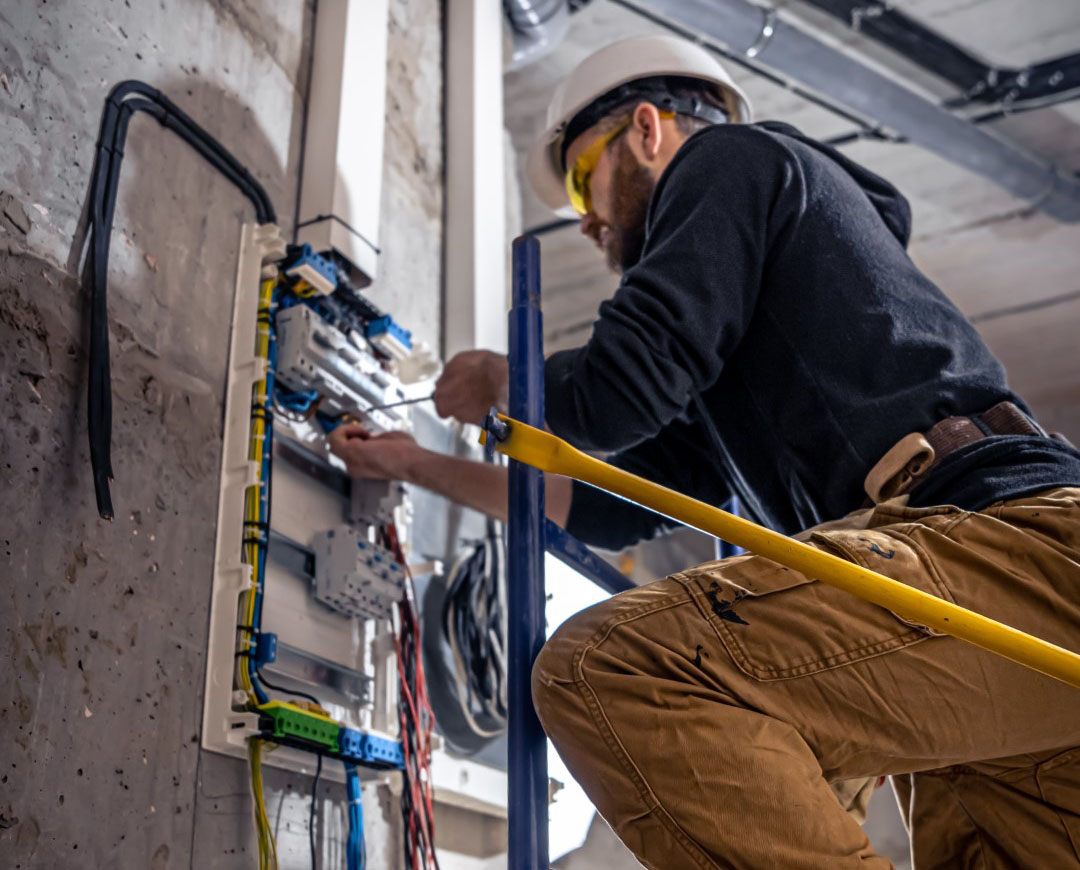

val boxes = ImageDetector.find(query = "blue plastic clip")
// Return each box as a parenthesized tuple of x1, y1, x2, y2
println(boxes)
(254, 631, 278, 667)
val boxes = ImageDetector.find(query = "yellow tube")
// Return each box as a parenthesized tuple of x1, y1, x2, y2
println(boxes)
(483, 414, 1080, 690)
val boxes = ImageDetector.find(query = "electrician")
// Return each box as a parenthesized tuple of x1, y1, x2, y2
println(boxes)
(330, 35, 1080, 870)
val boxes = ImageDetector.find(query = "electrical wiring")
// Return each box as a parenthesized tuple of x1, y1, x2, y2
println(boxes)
(83, 81, 392, 870)
(384, 524, 440, 870)
(255, 668, 324, 708)
(84, 80, 276, 519)
(249, 738, 279, 870)
(275, 386, 320, 415)
(442, 521, 508, 739)
(310, 752, 323, 870)
(236, 276, 279, 706)
(344, 762, 366, 870)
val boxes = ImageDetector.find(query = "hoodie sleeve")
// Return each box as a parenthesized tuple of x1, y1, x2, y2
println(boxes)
(544, 126, 803, 451)
(564, 415, 732, 551)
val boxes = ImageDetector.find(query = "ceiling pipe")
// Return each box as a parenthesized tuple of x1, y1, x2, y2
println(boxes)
(794, 0, 1080, 109)
(504, 0, 571, 70)
(635, 0, 1080, 222)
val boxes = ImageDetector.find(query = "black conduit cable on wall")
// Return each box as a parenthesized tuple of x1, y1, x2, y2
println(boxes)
(83, 80, 277, 519)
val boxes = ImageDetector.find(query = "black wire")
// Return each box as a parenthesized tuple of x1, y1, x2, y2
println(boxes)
(84, 81, 277, 518)
(443, 524, 507, 731)
(107, 81, 275, 220)
(255, 668, 323, 708)
(310, 752, 323, 870)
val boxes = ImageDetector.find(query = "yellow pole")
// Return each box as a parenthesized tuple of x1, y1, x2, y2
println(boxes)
(483, 414, 1080, 690)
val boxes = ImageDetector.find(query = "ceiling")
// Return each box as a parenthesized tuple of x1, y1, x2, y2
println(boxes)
(503, 0, 1080, 440)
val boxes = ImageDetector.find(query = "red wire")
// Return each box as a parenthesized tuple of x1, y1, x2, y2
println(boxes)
(388, 523, 440, 870)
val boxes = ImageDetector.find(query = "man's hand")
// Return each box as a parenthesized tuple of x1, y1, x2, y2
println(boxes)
(433, 350, 508, 425)
(327, 423, 421, 480)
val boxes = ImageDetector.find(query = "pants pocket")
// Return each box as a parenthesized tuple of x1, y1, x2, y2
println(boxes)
(680, 528, 946, 681)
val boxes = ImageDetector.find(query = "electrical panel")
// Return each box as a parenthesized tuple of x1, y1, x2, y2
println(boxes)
(81, 68, 511, 869)
(202, 225, 509, 870)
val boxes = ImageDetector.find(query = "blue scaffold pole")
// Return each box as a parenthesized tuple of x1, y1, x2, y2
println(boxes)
(507, 235, 549, 870)
(544, 520, 634, 596)
(716, 496, 744, 559)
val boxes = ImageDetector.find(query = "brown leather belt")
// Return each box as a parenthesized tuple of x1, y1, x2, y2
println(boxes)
(864, 401, 1047, 504)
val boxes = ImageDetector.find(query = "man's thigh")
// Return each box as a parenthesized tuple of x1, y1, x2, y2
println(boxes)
(668, 487, 1080, 779)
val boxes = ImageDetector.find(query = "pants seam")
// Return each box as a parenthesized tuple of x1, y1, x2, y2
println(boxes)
(567, 600, 728, 870)
(943, 777, 991, 870)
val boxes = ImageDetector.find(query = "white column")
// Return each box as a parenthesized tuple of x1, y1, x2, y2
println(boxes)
(444, 0, 509, 357)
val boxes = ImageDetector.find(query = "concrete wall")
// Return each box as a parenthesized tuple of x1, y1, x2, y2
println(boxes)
(0, 0, 444, 866)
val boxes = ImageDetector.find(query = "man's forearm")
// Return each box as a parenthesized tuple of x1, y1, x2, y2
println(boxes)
(398, 447, 572, 526)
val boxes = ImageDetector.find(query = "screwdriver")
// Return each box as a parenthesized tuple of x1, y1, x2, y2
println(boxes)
(360, 393, 435, 415)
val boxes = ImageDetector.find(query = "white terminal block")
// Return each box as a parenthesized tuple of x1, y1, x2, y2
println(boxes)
(369, 330, 411, 361)
(312, 526, 405, 620)
(285, 260, 336, 296)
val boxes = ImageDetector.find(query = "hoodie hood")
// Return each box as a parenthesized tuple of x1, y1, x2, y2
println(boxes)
(754, 120, 913, 247)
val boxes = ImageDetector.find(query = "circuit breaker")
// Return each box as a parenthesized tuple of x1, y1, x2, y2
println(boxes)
(312, 526, 405, 619)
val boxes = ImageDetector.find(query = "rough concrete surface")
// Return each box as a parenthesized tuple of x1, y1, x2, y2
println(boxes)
(0, 0, 444, 867)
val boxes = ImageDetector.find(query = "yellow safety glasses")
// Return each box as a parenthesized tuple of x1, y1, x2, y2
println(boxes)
(563, 111, 674, 215)
(564, 117, 633, 216)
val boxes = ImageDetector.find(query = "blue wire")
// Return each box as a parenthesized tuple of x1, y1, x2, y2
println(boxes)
(275, 386, 318, 413)
(248, 290, 279, 706)
(314, 411, 346, 434)
(345, 762, 365, 870)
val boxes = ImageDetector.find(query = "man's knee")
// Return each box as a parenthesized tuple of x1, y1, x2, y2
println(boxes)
(530, 593, 627, 734)
(531, 610, 586, 729)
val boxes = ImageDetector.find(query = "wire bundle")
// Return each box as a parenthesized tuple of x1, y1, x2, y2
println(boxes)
(345, 762, 366, 870)
(236, 276, 279, 707)
(83, 80, 276, 519)
(442, 521, 507, 738)
(275, 386, 320, 418)
(383, 524, 440, 870)
(248, 739, 279, 870)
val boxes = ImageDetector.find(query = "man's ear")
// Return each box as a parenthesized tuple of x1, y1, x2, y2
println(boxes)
(630, 101, 664, 162)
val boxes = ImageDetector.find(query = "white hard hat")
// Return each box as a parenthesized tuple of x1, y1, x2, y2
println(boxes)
(526, 35, 753, 211)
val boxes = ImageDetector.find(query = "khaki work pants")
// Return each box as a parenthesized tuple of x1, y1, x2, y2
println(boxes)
(533, 488, 1080, 869)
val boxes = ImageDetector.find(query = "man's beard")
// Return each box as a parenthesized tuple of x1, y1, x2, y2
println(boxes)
(605, 139, 655, 274)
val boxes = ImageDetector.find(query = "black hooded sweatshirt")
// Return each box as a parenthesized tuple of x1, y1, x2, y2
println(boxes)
(548, 121, 1080, 550)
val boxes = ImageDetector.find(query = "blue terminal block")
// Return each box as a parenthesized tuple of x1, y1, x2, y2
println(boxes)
(338, 727, 405, 770)
(366, 315, 413, 360)
(284, 243, 339, 296)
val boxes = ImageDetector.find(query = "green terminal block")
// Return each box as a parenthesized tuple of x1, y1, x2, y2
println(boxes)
(258, 701, 340, 752)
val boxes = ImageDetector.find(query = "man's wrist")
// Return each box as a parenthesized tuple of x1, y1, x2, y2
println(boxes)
(392, 442, 431, 485)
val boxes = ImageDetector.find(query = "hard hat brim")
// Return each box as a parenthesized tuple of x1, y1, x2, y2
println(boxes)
(526, 131, 577, 213)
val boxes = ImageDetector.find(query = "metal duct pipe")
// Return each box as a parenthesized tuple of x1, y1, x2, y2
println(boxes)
(636, 0, 1080, 222)
(504, 0, 570, 70)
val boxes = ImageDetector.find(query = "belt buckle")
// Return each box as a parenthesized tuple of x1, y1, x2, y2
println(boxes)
(864, 432, 936, 504)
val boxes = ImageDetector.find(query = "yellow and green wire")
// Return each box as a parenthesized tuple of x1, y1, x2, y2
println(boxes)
(249, 738, 279, 870)
(237, 275, 278, 705)
(237, 275, 280, 869)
